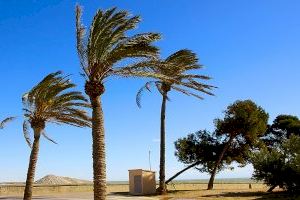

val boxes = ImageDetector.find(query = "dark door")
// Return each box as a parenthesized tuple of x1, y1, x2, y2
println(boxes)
(134, 175, 142, 194)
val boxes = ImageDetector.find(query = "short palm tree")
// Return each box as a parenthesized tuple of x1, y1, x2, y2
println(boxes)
(22, 71, 91, 200)
(0, 117, 15, 129)
(75, 5, 172, 199)
(136, 49, 216, 194)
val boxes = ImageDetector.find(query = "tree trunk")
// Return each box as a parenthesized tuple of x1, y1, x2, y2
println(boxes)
(267, 185, 277, 192)
(207, 136, 234, 190)
(23, 128, 42, 200)
(157, 93, 168, 194)
(90, 95, 106, 200)
(165, 161, 201, 184)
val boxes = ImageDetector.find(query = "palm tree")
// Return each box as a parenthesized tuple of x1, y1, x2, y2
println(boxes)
(75, 5, 172, 199)
(0, 117, 15, 129)
(136, 49, 216, 194)
(22, 71, 91, 200)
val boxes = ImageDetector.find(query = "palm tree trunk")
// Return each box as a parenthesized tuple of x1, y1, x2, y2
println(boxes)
(23, 128, 42, 200)
(165, 161, 201, 184)
(207, 136, 234, 190)
(157, 92, 168, 194)
(90, 95, 106, 200)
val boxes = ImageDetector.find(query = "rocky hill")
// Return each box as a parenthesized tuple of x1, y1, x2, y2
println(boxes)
(35, 175, 91, 185)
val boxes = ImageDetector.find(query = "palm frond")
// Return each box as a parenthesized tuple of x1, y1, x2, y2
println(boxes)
(23, 121, 32, 148)
(0, 117, 15, 129)
(166, 49, 198, 66)
(136, 81, 155, 108)
(41, 130, 57, 145)
(107, 33, 161, 66)
(0, 117, 16, 129)
(181, 74, 211, 80)
(155, 82, 164, 96)
(75, 5, 89, 78)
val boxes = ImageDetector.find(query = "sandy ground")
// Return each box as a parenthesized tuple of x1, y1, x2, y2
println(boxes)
(0, 193, 158, 200)
(1, 183, 298, 200)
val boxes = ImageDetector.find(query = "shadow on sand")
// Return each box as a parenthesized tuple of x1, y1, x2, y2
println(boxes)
(110, 191, 158, 197)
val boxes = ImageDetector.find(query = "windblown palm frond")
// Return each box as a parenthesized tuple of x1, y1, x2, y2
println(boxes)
(0, 117, 15, 129)
(22, 71, 91, 147)
(75, 5, 163, 83)
(135, 49, 216, 107)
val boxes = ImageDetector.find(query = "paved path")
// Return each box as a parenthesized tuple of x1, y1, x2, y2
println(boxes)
(0, 194, 161, 200)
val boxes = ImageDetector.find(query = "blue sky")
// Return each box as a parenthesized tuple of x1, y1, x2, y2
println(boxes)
(0, 0, 299, 182)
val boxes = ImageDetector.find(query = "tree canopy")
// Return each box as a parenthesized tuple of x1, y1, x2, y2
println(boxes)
(175, 130, 233, 175)
(251, 114, 300, 193)
(215, 100, 269, 145)
(262, 115, 300, 147)
(251, 135, 300, 193)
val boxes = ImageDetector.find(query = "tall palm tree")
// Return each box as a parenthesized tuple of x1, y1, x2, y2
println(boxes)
(136, 49, 216, 194)
(22, 71, 91, 200)
(0, 117, 15, 130)
(75, 5, 172, 199)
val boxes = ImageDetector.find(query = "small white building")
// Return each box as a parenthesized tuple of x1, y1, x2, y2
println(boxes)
(128, 169, 156, 195)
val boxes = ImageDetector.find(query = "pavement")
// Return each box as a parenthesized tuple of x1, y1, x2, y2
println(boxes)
(0, 194, 161, 200)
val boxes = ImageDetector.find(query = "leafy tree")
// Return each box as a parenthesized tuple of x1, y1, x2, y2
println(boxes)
(207, 100, 268, 190)
(22, 71, 91, 200)
(75, 5, 172, 199)
(0, 117, 15, 129)
(169, 130, 233, 184)
(263, 115, 300, 147)
(174, 130, 222, 174)
(251, 135, 300, 193)
(136, 50, 215, 193)
(252, 114, 300, 192)
(168, 127, 255, 186)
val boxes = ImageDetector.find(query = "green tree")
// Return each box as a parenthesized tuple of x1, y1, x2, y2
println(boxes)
(75, 5, 171, 199)
(251, 135, 300, 193)
(174, 130, 222, 174)
(207, 100, 268, 190)
(253, 114, 300, 192)
(0, 117, 15, 129)
(263, 115, 300, 147)
(168, 130, 231, 184)
(136, 49, 215, 194)
(169, 130, 250, 184)
(22, 71, 91, 200)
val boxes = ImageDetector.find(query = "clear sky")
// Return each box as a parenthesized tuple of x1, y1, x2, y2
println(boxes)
(0, 0, 299, 182)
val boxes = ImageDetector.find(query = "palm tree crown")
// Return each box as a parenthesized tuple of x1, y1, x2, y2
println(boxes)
(76, 5, 167, 97)
(22, 71, 91, 146)
(137, 49, 216, 106)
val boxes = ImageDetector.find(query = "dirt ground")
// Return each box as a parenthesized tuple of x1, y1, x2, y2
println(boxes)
(1, 183, 299, 200)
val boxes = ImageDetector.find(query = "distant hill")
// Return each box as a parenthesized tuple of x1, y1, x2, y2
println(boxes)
(35, 175, 91, 185)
